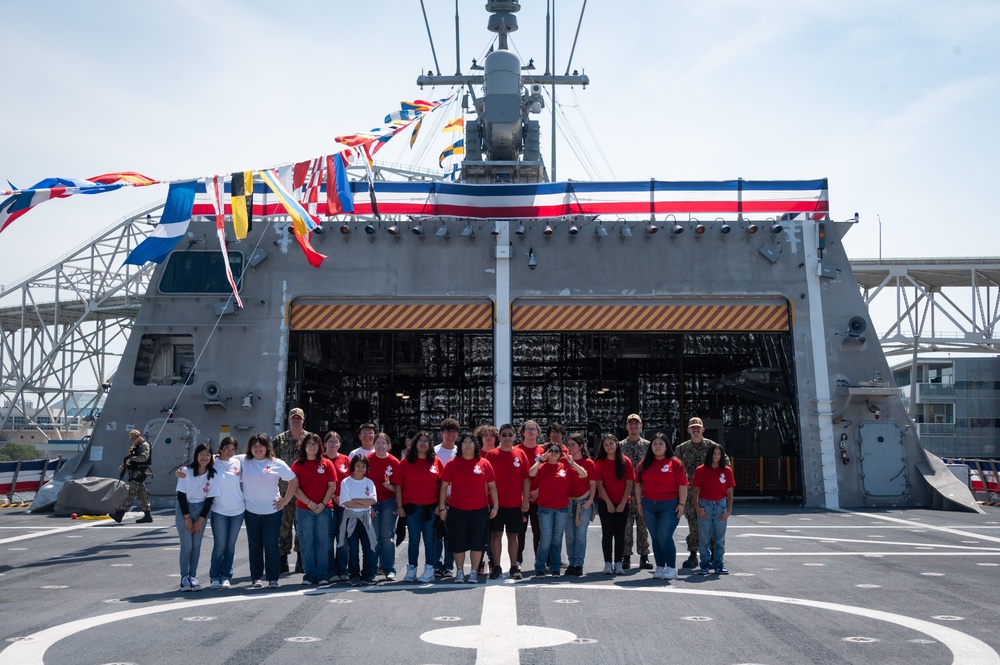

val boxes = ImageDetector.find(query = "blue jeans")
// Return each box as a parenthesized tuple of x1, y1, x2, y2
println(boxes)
(564, 499, 593, 567)
(697, 499, 729, 569)
(373, 498, 398, 574)
(209, 511, 243, 583)
(297, 507, 332, 582)
(176, 501, 208, 580)
(244, 510, 282, 582)
(642, 497, 680, 568)
(346, 518, 376, 581)
(406, 504, 438, 567)
(535, 506, 569, 573)
(330, 509, 348, 577)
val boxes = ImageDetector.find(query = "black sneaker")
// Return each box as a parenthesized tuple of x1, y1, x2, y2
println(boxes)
(533, 569, 547, 577)
(434, 569, 445, 578)
(489, 565, 503, 580)
(639, 556, 653, 570)
(681, 554, 698, 569)
(622, 556, 631, 570)
(550, 569, 561, 577)
(439, 569, 454, 579)
(510, 566, 523, 580)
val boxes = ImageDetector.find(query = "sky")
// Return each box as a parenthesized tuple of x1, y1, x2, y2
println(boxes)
(2, 0, 998, 306)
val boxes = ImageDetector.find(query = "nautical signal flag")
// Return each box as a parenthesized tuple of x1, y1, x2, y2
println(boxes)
(123, 181, 197, 266)
(230, 172, 253, 239)
(439, 139, 465, 167)
(326, 152, 355, 217)
(1, 174, 154, 235)
(259, 169, 326, 269)
(443, 117, 465, 132)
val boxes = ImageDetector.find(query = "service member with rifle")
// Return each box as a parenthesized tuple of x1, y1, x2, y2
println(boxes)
(110, 429, 153, 523)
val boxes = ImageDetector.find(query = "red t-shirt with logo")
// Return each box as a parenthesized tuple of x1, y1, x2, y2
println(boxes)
(484, 447, 530, 508)
(692, 464, 736, 502)
(568, 457, 597, 498)
(441, 456, 496, 511)
(596, 456, 635, 504)
(291, 457, 339, 509)
(536, 461, 574, 509)
(396, 457, 444, 505)
(637, 457, 688, 501)
(516, 443, 544, 499)
(365, 453, 401, 501)
(327, 453, 350, 510)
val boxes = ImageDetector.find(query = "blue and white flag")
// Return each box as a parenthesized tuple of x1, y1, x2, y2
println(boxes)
(123, 181, 198, 265)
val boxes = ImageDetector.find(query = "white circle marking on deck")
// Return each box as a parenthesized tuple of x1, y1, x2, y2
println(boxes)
(2, 582, 998, 665)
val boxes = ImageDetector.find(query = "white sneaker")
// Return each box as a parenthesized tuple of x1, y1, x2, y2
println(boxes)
(404, 565, 417, 582)
(663, 567, 678, 580)
(603, 562, 614, 575)
(180, 576, 192, 592)
(417, 564, 435, 583)
(468, 570, 479, 584)
(385, 571, 396, 581)
(220, 579, 231, 589)
(454, 571, 466, 584)
(189, 577, 202, 591)
(251, 579, 263, 588)
(211, 579, 221, 589)
(653, 566, 664, 579)
(613, 562, 624, 575)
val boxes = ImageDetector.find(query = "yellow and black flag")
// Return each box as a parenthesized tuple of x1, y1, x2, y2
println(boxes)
(230, 171, 254, 239)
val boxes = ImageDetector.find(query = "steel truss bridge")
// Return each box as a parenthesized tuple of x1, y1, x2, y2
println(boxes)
(2, 196, 999, 445)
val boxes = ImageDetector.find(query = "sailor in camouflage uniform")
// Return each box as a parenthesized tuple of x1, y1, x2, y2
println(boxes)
(111, 429, 153, 524)
(675, 416, 729, 568)
(619, 414, 653, 570)
(273, 407, 311, 573)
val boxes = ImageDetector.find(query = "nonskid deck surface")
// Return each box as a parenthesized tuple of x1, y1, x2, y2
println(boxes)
(2, 505, 999, 665)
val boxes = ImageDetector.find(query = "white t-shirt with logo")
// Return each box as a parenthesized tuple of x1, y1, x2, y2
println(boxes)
(339, 476, 377, 516)
(241, 456, 296, 515)
(175, 467, 222, 505)
(210, 456, 246, 516)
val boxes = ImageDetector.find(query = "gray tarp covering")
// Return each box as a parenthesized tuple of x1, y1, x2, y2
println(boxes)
(54, 477, 128, 517)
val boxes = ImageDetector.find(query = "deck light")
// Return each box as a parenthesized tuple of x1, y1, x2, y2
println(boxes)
(387, 224, 399, 235)
(435, 224, 450, 237)
(694, 222, 706, 235)
(515, 222, 526, 236)
(411, 222, 424, 236)
(364, 222, 376, 235)
(528, 247, 537, 270)
(620, 223, 632, 238)
(544, 224, 553, 236)
(671, 222, 684, 235)
(745, 223, 759, 235)
(646, 221, 658, 235)
(339, 223, 350, 235)
(771, 221, 783, 234)
(491, 222, 501, 236)
(595, 223, 608, 237)
(461, 223, 475, 237)
(568, 222, 579, 235)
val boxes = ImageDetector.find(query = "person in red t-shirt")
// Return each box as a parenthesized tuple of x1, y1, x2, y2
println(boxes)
(393, 430, 444, 583)
(473, 425, 501, 576)
(324, 431, 352, 581)
(515, 419, 544, 567)
(484, 423, 530, 580)
(564, 433, 597, 576)
(595, 433, 635, 575)
(528, 442, 589, 576)
(291, 433, 338, 585)
(366, 433, 401, 580)
(634, 432, 688, 581)
(439, 432, 498, 584)
(692, 442, 736, 576)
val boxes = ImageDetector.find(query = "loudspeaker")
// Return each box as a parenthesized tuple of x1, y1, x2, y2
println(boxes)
(202, 381, 221, 400)
(848, 316, 867, 335)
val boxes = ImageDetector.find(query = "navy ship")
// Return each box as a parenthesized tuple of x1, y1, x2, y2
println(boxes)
(32, 0, 975, 514)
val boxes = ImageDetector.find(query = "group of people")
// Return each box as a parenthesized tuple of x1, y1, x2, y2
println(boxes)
(160, 409, 736, 590)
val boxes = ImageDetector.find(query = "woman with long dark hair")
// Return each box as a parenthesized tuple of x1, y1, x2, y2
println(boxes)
(634, 432, 687, 580)
(292, 432, 338, 585)
(563, 432, 596, 576)
(594, 433, 634, 575)
(439, 431, 498, 583)
(394, 430, 443, 582)
(693, 442, 736, 575)
(528, 441, 589, 577)
(208, 436, 244, 589)
(242, 433, 299, 589)
(175, 442, 220, 591)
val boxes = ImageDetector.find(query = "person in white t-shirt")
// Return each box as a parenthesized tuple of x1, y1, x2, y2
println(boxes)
(338, 455, 378, 585)
(241, 433, 298, 589)
(208, 437, 245, 589)
(175, 443, 221, 592)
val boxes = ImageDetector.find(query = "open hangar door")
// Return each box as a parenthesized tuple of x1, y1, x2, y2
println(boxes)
(510, 301, 803, 499)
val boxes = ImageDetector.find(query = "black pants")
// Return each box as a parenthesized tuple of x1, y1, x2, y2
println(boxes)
(598, 501, 631, 563)
(516, 503, 540, 565)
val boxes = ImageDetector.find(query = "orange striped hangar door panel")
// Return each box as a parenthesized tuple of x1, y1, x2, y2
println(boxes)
(290, 303, 494, 331)
(511, 303, 789, 332)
